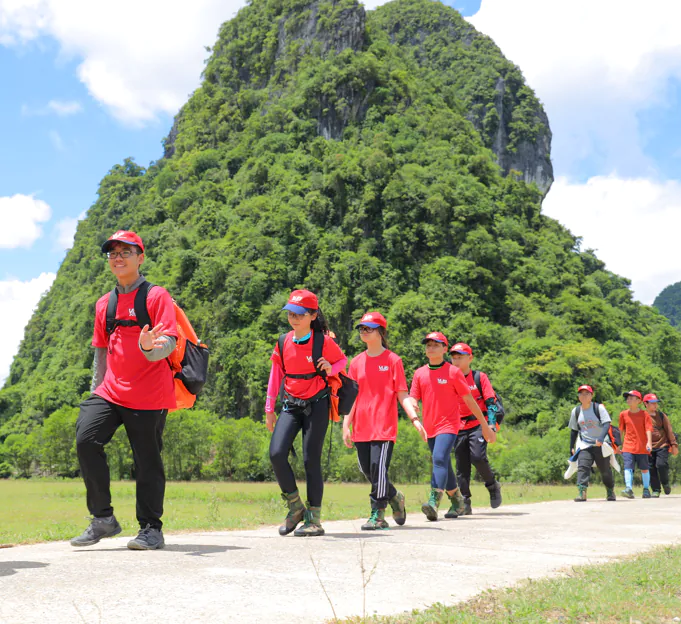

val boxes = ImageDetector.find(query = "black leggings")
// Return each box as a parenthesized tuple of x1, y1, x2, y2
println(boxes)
(269, 396, 329, 507)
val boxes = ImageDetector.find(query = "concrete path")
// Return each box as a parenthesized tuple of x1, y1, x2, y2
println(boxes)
(1, 496, 680, 623)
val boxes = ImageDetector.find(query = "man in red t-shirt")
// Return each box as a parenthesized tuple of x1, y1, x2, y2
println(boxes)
(450, 343, 501, 514)
(410, 332, 492, 520)
(71, 231, 178, 550)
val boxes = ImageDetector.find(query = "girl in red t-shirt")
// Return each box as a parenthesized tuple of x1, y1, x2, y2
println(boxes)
(343, 312, 426, 530)
(265, 290, 347, 537)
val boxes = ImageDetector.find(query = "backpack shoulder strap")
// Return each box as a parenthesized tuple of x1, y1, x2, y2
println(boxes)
(592, 402, 602, 423)
(134, 281, 154, 329)
(105, 288, 119, 336)
(472, 370, 483, 399)
(313, 330, 326, 381)
(277, 334, 287, 375)
(575, 405, 581, 420)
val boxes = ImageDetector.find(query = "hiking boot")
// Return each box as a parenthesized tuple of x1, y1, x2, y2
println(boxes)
(642, 488, 652, 499)
(606, 488, 616, 501)
(622, 488, 635, 499)
(463, 496, 472, 515)
(278, 490, 306, 536)
(361, 509, 389, 531)
(421, 489, 443, 522)
(652, 490, 661, 498)
(293, 505, 325, 537)
(70, 515, 122, 547)
(574, 486, 587, 502)
(127, 525, 165, 550)
(664, 485, 672, 495)
(487, 481, 503, 509)
(444, 489, 464, 519)
(389, 491, 406, 526)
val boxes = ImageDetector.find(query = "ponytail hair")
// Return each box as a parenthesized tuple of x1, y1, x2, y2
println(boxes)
(308, 306, 329, 335)
(378, 326, 389, 349)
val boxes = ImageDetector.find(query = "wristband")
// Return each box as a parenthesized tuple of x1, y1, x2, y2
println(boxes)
(139, 343, 153, 353)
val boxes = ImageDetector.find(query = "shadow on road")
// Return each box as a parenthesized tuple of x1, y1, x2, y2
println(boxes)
(327, 533, 392, 539)
(472, 512, 529, 517)
(74, 545, 249, 556)
(0, 561, 49, 577)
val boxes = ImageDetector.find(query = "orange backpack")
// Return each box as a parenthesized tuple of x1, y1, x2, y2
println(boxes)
(105, 281, 209, 412)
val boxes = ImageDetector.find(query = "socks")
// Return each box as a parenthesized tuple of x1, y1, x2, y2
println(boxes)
(625, 469, 634, 489)
(642, 471, 651, 489)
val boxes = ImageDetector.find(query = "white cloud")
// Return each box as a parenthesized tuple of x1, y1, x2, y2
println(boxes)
(54, 210, 86, 250)
(0, 272, 56, 386)
(21, 99, 83, 116)
(48, 129, 64, 151)
(0, 194, 51, 249)
(543, 175, 681, 305)
(0, 0, 244, 125)
(468, 0, 681, 177)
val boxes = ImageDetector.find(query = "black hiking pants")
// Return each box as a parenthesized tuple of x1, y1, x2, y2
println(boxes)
(76, 394, 167, 529)
(355, 441, 398, 510)
(455, 425, 496, 499)
(269, 395, 329, 507)
(576, 445, 614, 489)
(650, 447, 671, 492)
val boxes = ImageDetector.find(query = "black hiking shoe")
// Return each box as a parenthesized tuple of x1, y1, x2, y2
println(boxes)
(606, 488, 616, 501)
(487, 481, 502, 509)
(463, 497, 472, 515)
(622, 488, 635, 499)
(389, 491, 406, 526)
(664, 485, 672, 495)
(127, 525, 165, 550)
(642, 488, 652, 499)
(70, 516, 122, 547)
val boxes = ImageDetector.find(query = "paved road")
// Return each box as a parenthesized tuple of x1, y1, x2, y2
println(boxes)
(1, 496, 680, 623)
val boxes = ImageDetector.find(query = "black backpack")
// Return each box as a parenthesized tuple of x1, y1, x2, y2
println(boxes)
(575, 402, 621, 448)
(471, 370, 506, 425)
(276, 331, 358, 415)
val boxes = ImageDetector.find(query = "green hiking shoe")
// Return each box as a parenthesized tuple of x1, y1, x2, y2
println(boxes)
(293, 505, 325, 537)
(652, 490, 661, 498)
(421, 489, 443, 522)
(622, 488, 635, 499)
(361, 508, 390, 531)
(642, 488, 652, 499)
(574, 485, 587, 502)
(389, 491, 406, 526)
(606, 488, 616, 501)
(278, 490, 306, 536)
(444, 489, 464, 518)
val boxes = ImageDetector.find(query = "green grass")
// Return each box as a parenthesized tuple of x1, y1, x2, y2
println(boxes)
(0, 480, 577, 545)
(344, 546, 681, 624)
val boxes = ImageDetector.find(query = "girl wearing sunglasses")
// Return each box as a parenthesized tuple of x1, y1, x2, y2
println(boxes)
(265, 289, 347, 537)
(343, 312, 426, 530)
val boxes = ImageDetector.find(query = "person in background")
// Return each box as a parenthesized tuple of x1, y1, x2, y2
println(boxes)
(619, 390, 653, 499)
(643, 393, 678, 497)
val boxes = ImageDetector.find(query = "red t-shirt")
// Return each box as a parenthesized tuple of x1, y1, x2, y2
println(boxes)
(619, 409, 653, 454)
(410, 362, 471, 437)
(92, 285, 178, 411)
(271, 331, 345, 399)
(456, 370, 495, 431)
(348, 350, 408, 443)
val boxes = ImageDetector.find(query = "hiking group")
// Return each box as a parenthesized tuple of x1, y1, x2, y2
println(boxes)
(69, 230, 677, 549)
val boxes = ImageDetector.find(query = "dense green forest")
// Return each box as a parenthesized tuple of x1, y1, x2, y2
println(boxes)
(654, 282, 681, 327)
(1, 0, 679, 483)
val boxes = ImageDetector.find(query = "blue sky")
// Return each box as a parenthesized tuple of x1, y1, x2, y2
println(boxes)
(0, 0, 680, 383)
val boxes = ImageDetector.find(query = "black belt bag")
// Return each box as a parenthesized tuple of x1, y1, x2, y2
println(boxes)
(282, 388, 329, 417)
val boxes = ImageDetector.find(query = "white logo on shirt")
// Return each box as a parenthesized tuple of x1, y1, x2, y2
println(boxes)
(306, 356, 313, 363)
(437, 379, 448, 385)
(378, 365, 389, 372)
(128, 308, 136, 317)
(469, 384, 477, 391)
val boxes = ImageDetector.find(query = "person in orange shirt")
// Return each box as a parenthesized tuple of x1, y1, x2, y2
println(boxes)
(619, 390, 653, 499)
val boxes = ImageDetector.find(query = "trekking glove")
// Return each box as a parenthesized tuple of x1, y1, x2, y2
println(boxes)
(485, 398, 497, 426)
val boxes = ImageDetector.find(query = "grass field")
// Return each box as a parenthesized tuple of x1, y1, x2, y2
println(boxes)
(0, 480, 580, 545)
(344, 546, 681, 624)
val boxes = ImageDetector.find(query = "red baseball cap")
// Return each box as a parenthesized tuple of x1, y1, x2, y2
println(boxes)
(450, 342, 472, 355)
(622, 390, 643, 400)
(578, 385, 594, 394)
(102, 230, 145, 253)
(355, 312, 387, 329)
(422, 332, 448, 347)
(643, 393, 659, 403)
(283, 289, 318, 314)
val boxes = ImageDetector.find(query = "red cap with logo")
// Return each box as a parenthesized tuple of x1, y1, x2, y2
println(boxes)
(355, 312, 387, 329)
(282, 289, 319, 314)
(643, 393, 659, 403)
(450, 342, 472, 355)
(102, 230, 145, 253)
(422, 332, 448, 347)
(622, 390, 643, 400)
(578, 385, 594, 394)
